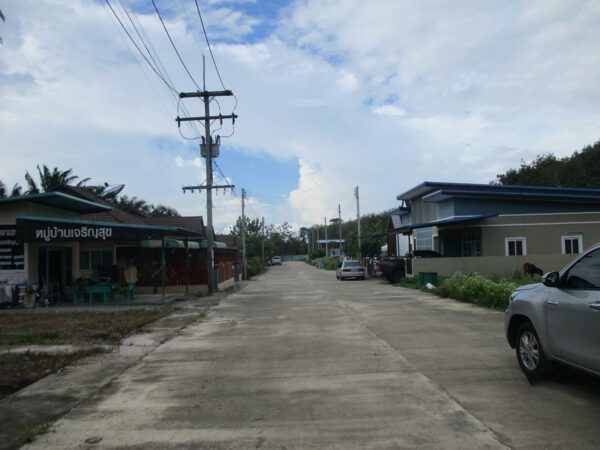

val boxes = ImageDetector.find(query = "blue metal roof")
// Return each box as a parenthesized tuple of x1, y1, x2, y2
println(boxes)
(396, 181, 600, 202)
(423, 188, 600, 203)
(393, 214, 498, 232)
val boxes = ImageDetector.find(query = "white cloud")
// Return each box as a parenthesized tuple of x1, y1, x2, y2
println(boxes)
(372, 105, 406, 117)
(1, 0, 600, 232)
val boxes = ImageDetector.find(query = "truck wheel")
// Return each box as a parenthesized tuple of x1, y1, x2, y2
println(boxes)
(516, 322, 547, 382)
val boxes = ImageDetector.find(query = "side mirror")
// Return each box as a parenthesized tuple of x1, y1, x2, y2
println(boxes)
(542, 271, 560, 288)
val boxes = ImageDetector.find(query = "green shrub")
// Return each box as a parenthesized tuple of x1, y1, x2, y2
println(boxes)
(309, 256, 340, 270)
(434, 272, 518, 310)
(247, 256, 265, 277)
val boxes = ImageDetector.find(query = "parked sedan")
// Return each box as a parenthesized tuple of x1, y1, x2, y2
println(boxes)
(336, 260, 365, 280)
(505, 243, 600, 381)
(271, 256, 282, 265)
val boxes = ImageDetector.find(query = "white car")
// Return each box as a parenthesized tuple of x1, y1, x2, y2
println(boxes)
(336, 260, 365, 280)
(271, 256, 282, 265)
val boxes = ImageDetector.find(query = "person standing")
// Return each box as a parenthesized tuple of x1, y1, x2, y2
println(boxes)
(124, 259, 138, 300)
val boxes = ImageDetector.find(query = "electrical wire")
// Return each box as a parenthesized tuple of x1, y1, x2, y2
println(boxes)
(194, 0, 226, 90)
(104, 2, 174, 123)
(104, 0, 177, 94)
(177, 98, 203, 140)
(152, 0, 202, 92)
(119, 0, 201, 138)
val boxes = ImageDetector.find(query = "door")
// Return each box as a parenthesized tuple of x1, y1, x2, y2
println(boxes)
(546, 248, 600, 372)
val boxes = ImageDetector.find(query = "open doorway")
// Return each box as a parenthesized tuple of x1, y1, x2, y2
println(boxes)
(38, 246, 73, 303)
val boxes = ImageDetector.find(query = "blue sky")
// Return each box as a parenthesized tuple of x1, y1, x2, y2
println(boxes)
(1, 1, 600, 231)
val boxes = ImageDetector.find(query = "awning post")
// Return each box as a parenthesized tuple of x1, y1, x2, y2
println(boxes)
(185, 236, 189, 298)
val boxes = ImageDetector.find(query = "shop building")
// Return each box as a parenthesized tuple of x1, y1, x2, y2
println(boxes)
(0, 188, 239, 305)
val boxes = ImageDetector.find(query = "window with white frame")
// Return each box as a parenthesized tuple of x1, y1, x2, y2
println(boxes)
(561, 235, 583, 255)
(505, 237, 526, 256)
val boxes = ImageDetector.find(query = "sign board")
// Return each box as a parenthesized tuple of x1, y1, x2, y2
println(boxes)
(17, 220, 172, 243)
(0, 226, 25, 270)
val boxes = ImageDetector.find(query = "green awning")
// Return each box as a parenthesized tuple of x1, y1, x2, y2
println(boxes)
(140, 239, 201, 249)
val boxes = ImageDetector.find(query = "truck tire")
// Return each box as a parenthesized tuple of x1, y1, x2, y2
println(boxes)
(391, 270, 403, 283)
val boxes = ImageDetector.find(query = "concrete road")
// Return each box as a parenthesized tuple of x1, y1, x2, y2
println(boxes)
(25, 262, 600, 449)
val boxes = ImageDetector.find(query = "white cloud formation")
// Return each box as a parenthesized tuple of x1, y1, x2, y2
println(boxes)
(372, 105, 406, 117)
(1, 0, 600, 232)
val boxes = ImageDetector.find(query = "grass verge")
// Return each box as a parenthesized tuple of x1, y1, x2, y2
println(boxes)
(0, 307, 174, 346)
(395, 273, 533, 310)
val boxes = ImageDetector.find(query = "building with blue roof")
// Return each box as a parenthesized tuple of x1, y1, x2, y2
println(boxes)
(388, 182, 600, 277)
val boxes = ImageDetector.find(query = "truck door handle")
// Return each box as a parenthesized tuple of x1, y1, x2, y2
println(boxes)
(546, 300, 560, 306)
(588, 302, 600, 311)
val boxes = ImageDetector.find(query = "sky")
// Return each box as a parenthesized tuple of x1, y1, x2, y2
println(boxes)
(1, 0, 599, 231)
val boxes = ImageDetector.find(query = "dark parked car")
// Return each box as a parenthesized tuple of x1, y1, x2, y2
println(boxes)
(505, 243, 600, 381)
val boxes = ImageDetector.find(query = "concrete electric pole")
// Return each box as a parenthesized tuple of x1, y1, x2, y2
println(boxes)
(241, 188, 247, 280)
(178, 81, 238, 295)
(261, 216, 265, 266)
(338, 203, 343, 258)
(324, 216, 328, 257)
(355, 186, 361, 260)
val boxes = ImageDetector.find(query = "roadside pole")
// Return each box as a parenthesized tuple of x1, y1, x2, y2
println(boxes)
(324, 216, 328, 257)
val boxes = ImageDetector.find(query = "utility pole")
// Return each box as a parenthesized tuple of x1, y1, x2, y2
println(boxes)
(177, 63, 238, 295)
(261, 216, 265, 266)
(338, 203, 343, 258)
(241, 188, 247, 280)
(324, 216, 328, 257)
(355, 186, 361, 260)
(316, 225, 320, 254)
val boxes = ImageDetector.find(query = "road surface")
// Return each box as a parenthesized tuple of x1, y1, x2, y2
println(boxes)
(26, 262, 600, 449)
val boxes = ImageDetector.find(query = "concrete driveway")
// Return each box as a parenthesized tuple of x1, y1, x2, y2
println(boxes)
(25, 262, 600, 449)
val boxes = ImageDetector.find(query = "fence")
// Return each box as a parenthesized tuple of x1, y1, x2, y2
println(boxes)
(281, 255, 308, 262)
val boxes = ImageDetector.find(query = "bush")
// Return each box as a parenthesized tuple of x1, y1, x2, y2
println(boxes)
(434, 273, 519, 310)
(247, 256, 265, 277)
(309, 256, 340, 270)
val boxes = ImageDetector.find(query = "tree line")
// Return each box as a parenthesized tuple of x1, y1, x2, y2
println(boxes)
(0, 165, 180, 217)
(229, 210, 390, 262)
(496, 140, 600, 187)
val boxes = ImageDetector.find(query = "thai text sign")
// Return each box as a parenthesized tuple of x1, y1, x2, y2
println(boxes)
(0, 226, 25, 270)
(34, 225, 113, 242)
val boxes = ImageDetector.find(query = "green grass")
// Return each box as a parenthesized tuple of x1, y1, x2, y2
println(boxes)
(395, 273, 533, 310)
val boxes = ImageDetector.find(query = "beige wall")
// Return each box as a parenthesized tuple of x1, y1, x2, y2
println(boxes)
(0, 202, 80, 285)
(412, 254, 574, 278)
(480, 213, 600, 256)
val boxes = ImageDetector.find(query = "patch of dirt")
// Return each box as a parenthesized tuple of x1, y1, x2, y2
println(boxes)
(0, 349, 104, 400)
(0, 307, 174, 346)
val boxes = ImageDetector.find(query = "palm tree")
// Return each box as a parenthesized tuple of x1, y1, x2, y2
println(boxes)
(24, 165, 90, 194)
(0, 180, 23, 198)
(114, 195, 151, 213)
(150, 204, 180, 217)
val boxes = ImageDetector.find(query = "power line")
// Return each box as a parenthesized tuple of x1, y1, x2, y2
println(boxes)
(104, 0, 178, 94)
(118, 0, 201, 138)
(104, 2, 174, 123)
(194, 0, 226, 90)
(152, 0, 202, 92)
